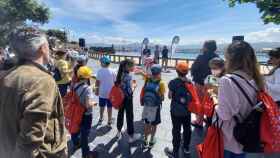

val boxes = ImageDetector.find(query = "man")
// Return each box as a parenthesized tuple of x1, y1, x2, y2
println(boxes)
(0, 27, 67, 158)
(0, 48, 4, 69)
(162, 46, 169, 71)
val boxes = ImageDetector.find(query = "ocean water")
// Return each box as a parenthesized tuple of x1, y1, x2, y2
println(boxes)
(115, 51, 269, 63)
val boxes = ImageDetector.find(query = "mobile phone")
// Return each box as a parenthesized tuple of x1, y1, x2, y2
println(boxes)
(232, 36, 244, 42)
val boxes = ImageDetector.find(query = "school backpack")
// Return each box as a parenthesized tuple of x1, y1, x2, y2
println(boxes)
(63, 83, 87, 134)
(141, 79, 161, 107)
(173, 79, 192, 107)
(109, 84, 125, 109)
(228, 74, 264, 153)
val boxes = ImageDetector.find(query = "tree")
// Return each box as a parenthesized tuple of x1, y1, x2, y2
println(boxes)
(0, 0, 50, 46)
(225, 0, 280, 24)
(46, 29, 68, 43)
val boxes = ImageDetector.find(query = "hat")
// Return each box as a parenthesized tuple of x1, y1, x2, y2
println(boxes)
(176, 61, 189, 73)
(77, 66, 92, 79)
(151, 64, 162, 75)
(100, 56, 111, 65)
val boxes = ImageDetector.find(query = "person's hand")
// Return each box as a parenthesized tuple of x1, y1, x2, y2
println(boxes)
(132, 80, 137, 91)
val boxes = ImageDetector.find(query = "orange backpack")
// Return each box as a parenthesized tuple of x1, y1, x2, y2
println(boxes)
(109, 84, 125, 109)
(63, 84, 87, 134)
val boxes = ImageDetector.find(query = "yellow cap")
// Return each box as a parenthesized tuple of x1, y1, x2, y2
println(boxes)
(77, 66, 92, 79)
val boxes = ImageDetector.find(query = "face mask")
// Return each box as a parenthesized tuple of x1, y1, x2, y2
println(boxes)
(211, 69, 222, 76)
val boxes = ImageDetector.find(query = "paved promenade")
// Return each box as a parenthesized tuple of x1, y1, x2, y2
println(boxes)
(69, 59, 278, 158)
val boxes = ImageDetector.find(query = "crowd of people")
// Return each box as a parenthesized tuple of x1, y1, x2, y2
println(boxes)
(0, 27, 280, 158)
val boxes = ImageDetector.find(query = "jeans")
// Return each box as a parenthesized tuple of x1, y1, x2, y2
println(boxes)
(71, 114, 92, 157)
(117, 97, 134, 136)
(224, 150, 246, 158)
(58, 82, 70, 97)
(171, 114, 191, 152)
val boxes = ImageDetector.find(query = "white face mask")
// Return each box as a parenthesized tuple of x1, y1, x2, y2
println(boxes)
(211, 69, 222, 76)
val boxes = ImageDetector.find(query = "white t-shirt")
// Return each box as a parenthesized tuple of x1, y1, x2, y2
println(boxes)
(96, 67, 116, 99)
(265, 68, 280, 102)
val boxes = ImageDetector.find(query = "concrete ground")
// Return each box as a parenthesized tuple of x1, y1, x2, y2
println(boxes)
(69, 59, 279, 158)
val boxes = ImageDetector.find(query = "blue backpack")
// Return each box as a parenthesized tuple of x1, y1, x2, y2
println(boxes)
(142, 79, 161, 107)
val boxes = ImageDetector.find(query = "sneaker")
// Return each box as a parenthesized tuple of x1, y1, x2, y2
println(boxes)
(97, 119, 103, 125)
(128, 133, 141, 143)
(149, 137, 156, 148)
(116, 131, 122, 139)
(164, 147, 179, 158)
(83, 151, 99, 158)
(107, 120, 113, 127)
(183, 148, 190, 155)
(143, 138, 149, 148)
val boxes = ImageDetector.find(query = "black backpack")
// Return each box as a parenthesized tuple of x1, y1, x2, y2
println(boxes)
(229, 74, 265, 153)
(170, 79, 192, 117)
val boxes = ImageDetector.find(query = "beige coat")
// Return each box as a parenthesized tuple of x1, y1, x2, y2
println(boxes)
(0, 61, 67, 158)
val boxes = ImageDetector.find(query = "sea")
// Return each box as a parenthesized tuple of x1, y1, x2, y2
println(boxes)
(115, 50, 269, 63)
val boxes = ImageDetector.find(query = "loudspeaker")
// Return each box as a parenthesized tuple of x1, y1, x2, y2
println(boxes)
(79, 38, 85, 47)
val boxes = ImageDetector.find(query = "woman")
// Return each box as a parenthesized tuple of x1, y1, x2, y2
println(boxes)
(191, 40, 219, 127)
(265, 48, 280, 107)
(215, 41, 265, 158)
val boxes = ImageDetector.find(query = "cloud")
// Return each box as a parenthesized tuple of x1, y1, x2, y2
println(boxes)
(85, 33, 137, 45)
(246, 27, 280, 43)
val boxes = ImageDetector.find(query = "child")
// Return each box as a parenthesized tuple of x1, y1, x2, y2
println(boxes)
(54, 50, 72, 97)
(165, 61, 193, 158)
(116, 59, 141, 143)
(144, 53, 154, 75)
(96, 56, 116, 126)
(71, 66, 98, 158)
(141, 64, 165, 148)
(265, 48, 280, 107)
(204, 57, 225, 96)
(204, 57, 225, 124)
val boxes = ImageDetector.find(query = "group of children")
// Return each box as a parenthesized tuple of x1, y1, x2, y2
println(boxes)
(52, 45, 280, 158)
(93, 54, 226, 157)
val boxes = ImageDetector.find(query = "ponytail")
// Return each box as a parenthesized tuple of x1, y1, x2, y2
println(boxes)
(115, 59, 134, 85)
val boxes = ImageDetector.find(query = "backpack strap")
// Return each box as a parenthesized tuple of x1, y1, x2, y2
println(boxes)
(231, 73, 258, 93)
(74, 83, 89, 106)
(228, 76, 255, 123)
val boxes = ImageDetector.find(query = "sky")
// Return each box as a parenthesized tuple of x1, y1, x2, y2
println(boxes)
(40, 0, 280, 45)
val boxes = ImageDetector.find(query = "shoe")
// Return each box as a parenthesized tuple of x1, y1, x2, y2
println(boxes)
(143, 137, 149, 148)
(183, 148, 190, 155)
(164, 147, 179, 158)
(128, 133, 141, 143)
(97, 119, 103, 125)
(107, 120, 113, 127)
(149, 137, 156, 148)
(116, 131, 122, 139)
(83, 151, 99, 158)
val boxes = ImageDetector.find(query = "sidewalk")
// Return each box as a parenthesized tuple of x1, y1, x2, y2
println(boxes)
(69, 59, 278, 158)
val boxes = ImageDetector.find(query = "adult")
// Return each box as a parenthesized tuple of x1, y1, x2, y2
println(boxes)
(0, 27, 67, 158)
(0, 48, 4, 69)
(162, 46, 169, 71)
(154, 45, 160, 64)
(54, 50, 72, 97)
(191, 40, 219, 127)
(215, 41, 265, 158)
(265, 48, 280, 106)
(143, 45, 151, 57)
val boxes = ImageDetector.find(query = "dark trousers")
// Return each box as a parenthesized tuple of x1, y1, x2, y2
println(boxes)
(58, 82, 70, 97)
(71, 114, 92, 157)
(171, 114, 191, 152)
(117, 97, 134, 136)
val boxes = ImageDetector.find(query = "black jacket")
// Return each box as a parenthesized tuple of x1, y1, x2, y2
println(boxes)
(191, 52, 219, 85)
